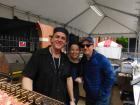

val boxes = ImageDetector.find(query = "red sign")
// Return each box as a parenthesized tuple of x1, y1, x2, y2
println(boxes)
(19, 41, 26, 47)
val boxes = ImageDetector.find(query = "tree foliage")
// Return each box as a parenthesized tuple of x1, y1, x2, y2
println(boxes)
(116, 37, 128, 51)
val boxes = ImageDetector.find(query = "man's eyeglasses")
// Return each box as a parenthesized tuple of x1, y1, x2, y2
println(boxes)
(81, 44, 93, 48)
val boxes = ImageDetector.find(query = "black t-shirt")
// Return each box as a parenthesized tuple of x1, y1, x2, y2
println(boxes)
(69, 61, 81, 99)
(23, 47, 71, 102)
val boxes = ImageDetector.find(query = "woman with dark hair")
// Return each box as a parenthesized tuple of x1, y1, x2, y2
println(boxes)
(66, 42, 82, 105)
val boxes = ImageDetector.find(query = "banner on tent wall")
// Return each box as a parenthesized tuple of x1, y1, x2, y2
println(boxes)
(37, 22, 54, 48)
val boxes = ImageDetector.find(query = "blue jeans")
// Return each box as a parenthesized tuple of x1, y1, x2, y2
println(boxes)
(86, 94, 110, 105)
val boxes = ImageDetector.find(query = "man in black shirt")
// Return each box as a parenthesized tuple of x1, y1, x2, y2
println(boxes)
(22, 27, 75, 105)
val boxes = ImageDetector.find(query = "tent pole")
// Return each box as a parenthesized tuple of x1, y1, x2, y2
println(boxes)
(128, 38, 130, 53)
(135, 15, 140, 59)
(137, 10, 140, 54)
(138, 32, 140, 53)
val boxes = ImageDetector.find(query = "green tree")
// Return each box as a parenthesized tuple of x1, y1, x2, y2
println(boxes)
(116, 37, 128, 52)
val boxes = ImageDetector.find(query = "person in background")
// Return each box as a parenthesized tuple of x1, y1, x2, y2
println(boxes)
(66, 42, 82, 105)
(80, 36, 115, 105)
(22, 27, 75, 105)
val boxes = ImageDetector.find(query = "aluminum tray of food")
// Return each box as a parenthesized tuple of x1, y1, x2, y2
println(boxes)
(0, 77, 64, 105)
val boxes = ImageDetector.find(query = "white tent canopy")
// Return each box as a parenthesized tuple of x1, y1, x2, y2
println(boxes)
(0, 0, 139, 38)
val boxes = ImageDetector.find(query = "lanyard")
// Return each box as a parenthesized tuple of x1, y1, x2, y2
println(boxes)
(52, 56, 61, 69)
(50, 47, 61, 69)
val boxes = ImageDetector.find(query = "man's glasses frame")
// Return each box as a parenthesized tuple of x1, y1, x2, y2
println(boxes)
(81, 44, 93, 48)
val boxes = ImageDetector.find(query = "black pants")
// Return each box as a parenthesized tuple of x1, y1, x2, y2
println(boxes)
(85, 95, 110, 105)
(86, 97, 96, 105)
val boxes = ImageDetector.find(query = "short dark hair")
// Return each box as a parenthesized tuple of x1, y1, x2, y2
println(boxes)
(53, 27, 69, 38)
(68, 42, 80, 51)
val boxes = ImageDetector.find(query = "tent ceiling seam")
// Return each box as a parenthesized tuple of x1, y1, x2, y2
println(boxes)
(89, 16, 105, 34)
(64, 7, 90, 26)
(92, 33, 136, 37)
(95, 2, 140, 18)
(93, 33, 136, 35)
(0, 3, 88, 35)
(90, 0, 137, 35)
(106, 16, 137, 33)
